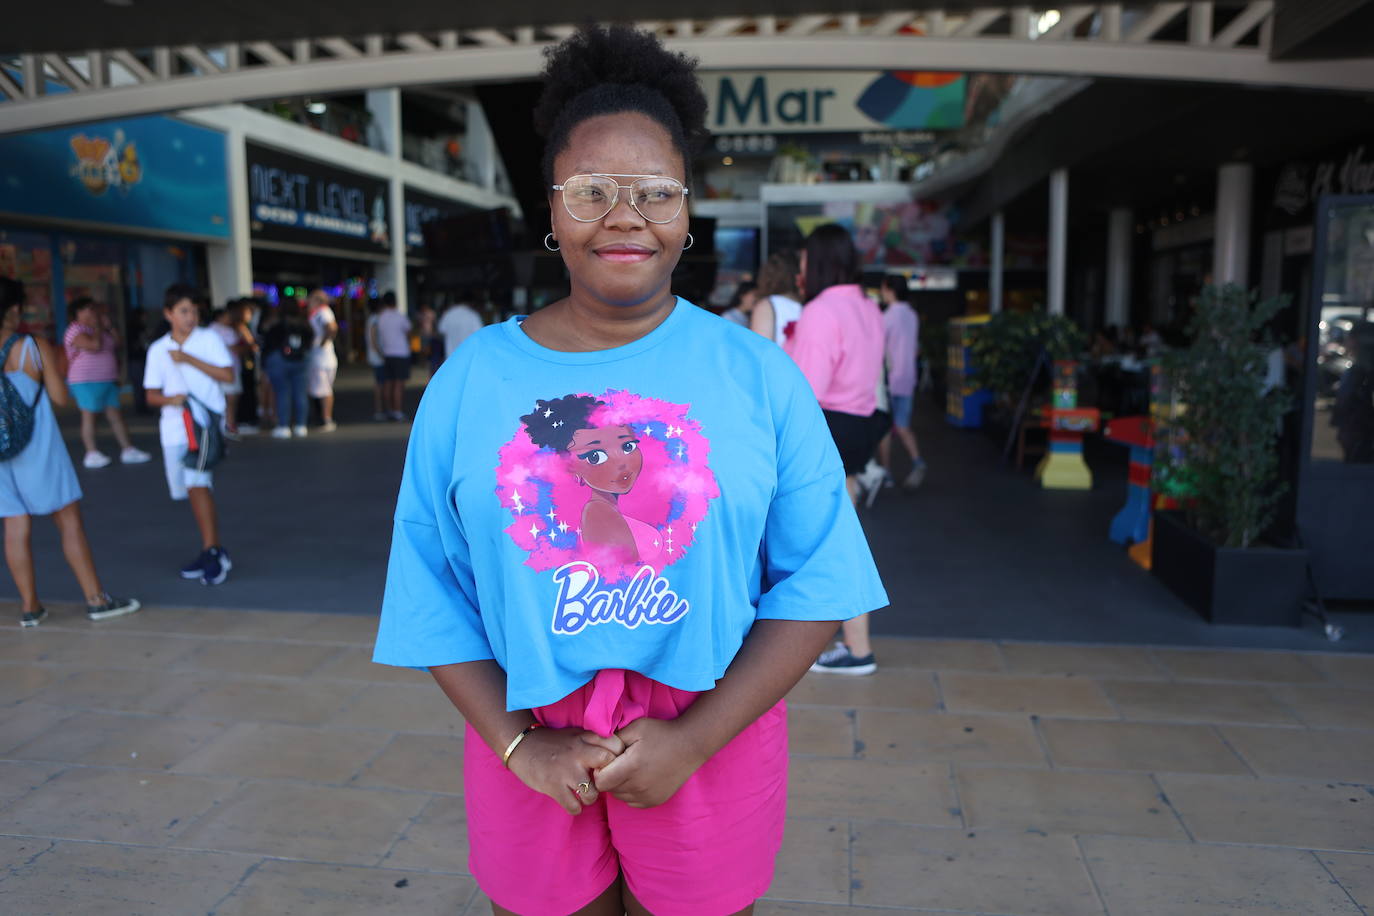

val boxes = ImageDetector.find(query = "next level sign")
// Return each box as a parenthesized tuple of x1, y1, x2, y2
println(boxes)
(704, 71, 966, 134)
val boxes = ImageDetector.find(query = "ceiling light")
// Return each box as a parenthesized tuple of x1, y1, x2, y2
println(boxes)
(1036, 10, 1061, 34)
(307, 101, 327, 115)
(722, 156, 734, 166)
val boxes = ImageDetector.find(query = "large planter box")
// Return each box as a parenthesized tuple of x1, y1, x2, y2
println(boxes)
(1151, 510, 1309, 627)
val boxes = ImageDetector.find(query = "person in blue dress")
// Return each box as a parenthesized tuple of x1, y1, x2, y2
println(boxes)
(0, 279, 139, 626)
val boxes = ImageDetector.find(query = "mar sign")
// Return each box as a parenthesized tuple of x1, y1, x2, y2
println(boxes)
(705, 71, 966, 134)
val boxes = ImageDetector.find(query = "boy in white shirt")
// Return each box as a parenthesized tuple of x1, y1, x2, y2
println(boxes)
(143, 285, 236, 585)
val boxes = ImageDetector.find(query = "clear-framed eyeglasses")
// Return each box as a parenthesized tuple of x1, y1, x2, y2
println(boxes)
(551, 174, 689, 224)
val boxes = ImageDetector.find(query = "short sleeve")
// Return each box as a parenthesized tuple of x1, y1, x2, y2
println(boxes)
(142, 344, 166, 391)
(373, 383, 493, 669)
(202, 330, 233, 368)
(755, 356, 888, 622)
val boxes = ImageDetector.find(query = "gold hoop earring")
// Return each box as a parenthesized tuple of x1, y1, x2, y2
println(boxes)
(544, 233, 560, 252)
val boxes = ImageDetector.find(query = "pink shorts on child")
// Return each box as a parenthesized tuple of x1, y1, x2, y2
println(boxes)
(465, 669, 788, 916)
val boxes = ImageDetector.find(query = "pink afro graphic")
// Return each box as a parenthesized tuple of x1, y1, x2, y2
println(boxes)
(495, 389, 719, 583)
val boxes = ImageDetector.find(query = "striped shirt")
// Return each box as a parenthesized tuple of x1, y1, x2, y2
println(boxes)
(63, 322, 119, 384)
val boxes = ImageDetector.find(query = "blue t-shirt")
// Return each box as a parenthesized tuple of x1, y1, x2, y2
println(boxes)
(373, 298, 888, 710)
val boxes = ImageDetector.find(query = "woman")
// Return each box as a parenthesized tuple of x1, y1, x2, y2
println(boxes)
(62, 297, 151, 468)
(0, 281, 139, 626)
(373, 25, 886, 916)
(210, 302, 257, 436)
(748, 250, 803, 345)
(784, 223, 888, 676)
(261, 301, 311, 438)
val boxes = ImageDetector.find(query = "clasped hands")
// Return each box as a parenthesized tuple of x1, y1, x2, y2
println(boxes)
(506, 718, 705, 815)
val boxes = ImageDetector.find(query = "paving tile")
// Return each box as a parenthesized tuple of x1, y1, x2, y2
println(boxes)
(177, 781, 428, 864)
(0, 628, 90, 662)
(1222, 726, 1374, 784)
(0, 663, 55, 702)
(858, 708, 1045, 766)
(460, 887, 494, 915)
(851, 823, 1102, 914)
(788, 667, 938, 709)
(37, 631, 199, 669)
(768, 819, 849, 905)
(110, 607, 322, 639)
(2, 767, 238, 844)
(1040, 719, 1248, 774)
(872, 636, 1004, 671)
(787, 757, 959, 824)
(939, 672, 1117, 718)
(0, 700, 76, 754)
(1080, 834, 1362, 915)
(213, 859, 476, 916)
(788, 706, 856, 757)
(9, 710, 228, 769)
(0, 760, 62, 805)
(32, 667, 207, 715)
(0, 839, 253, 916)
(288, 613, 382, 645)
(957, 766, 1185, 839)
(999, 643, 1164, 678)
(327, 683, 466, 734)
(313, 647, 432, 684)
(173, 721, 390, 783)
(1310, 654, 1374, 689)
(1272, 685, 1374, 730)
(1160, 773, 1374, 853)
(354, 733, 464, 794)
(1102, 679, 1300, 726)
(381, 794, 470, 872)
(1321, 852, 1374, 912)
(168, 639, 340, 677)
(1150, 648, 1327, 684)
(168, 676, 359, 726)
(755, 904, 858, 916)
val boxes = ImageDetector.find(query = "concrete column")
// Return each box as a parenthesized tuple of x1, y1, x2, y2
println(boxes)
(207, 125, 252, 305)
(1213, 162, 1253, 287)
(1048, 168, 1068, 315)
(1105, 207, 1133, 329)
(365, 88, 401, 157)
(990, 210, 1005, 314)
(466, 99, 497, 192)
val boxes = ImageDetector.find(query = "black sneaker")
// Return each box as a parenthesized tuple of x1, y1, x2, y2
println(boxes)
(180, 550, 210, 580)
(200, 546, 232, 586)
(20, 607, 47, 627)
(809, 641, 877, 676)
(87, 596, 142, 621)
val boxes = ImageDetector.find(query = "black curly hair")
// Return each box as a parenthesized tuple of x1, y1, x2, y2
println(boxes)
(532, 25, 709, 189)
(521, 394, 605, 451)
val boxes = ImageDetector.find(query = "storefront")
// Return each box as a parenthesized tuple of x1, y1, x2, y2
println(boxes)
(245, 142, 394, 362)
(0, 114, 229, 383)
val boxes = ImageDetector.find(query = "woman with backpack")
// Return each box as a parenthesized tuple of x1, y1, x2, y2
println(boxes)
(261, 300, 312, 438)
(0, 279, 139, 626)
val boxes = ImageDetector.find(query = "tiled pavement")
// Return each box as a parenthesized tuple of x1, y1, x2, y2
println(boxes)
(1, 605, 1372, 915)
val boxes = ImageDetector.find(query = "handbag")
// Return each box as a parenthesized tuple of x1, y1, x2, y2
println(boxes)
(181, 393, 227, 471)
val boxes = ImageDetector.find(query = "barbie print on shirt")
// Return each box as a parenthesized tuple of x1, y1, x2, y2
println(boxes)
(496, 389, 719, 634)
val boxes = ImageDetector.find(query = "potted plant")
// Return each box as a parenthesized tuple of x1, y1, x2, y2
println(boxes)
(968, 309, 1085, 434)
(1150, 284, 1307, 626)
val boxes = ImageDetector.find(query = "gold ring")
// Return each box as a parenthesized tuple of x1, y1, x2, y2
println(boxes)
(575, 782, 591, 795)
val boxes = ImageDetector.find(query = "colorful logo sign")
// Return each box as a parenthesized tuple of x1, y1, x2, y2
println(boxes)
(706, 70, 966, 134)
(69, 130, 142, 197)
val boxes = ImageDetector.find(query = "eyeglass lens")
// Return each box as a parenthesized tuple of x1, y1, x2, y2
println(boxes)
(562, 176, 684, 223)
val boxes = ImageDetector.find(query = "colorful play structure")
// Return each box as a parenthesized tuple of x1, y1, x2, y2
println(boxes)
(1102, 365, 1181, 569)
(946, 314, 993, 428)
(1035, 360, 1100, 490)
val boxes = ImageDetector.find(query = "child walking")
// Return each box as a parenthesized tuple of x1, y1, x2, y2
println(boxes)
(142, 284, 236, 586)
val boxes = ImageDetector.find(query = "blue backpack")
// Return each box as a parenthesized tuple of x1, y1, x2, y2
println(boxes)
(0, 334, 45, 461)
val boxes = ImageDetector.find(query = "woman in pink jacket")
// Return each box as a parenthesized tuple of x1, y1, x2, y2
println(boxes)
(785, 223, 887, 675)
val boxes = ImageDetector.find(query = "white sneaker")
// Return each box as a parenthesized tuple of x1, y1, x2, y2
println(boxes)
(904, 460, 928, 490)
(83, 451, 112, 469)
(320, 420, 337, 433)
(271, 426, 291, 439)
(119, 447, 152, 464)
(292, 425, 308, 438)
(857, 460, 886, 508)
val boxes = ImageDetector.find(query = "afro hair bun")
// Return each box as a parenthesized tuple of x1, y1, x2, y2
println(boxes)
(533, 25, 709, 183)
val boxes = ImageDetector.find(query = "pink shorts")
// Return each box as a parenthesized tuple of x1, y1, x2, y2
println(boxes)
(465, 669, 788, 916)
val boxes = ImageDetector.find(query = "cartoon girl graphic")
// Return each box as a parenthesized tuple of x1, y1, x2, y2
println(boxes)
(519, 394, 660, 564)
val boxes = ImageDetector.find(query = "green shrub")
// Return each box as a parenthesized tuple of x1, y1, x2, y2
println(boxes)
(968, 310, 1085, 404)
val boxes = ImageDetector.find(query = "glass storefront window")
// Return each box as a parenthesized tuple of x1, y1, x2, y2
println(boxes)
(1311, 200, 1374, 463)
(0, 227, 56, 338)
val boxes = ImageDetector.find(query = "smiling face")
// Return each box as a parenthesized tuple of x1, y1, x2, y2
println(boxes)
(566, 423, 643, 494)
(549, 111, 689, 310)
